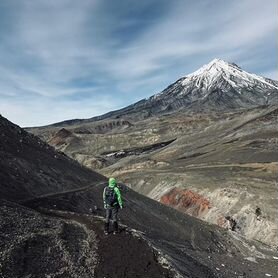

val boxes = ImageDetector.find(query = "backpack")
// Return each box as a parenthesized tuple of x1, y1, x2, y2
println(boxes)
(105, 186, 117, 206)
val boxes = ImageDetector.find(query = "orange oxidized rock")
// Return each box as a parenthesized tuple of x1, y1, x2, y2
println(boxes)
(160, 187, 212, 218)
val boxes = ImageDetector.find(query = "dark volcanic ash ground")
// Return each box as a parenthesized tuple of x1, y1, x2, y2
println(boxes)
(1, 115, 278, 278)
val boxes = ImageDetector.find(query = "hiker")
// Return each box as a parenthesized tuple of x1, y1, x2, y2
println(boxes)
(103, 177, 123, 235)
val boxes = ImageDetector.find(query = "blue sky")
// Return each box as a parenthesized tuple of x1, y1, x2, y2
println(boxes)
(0, 0, 277, 127)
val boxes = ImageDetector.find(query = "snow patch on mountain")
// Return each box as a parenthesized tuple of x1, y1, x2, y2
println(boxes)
(183, 59, 278, 90)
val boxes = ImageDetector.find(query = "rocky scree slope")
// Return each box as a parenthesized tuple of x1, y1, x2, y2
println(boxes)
(1, 116, 278, 277)
(107, 106, 278, 247)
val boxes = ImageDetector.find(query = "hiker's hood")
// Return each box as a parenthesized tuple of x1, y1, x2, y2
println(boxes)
(108, 177, 117, 188)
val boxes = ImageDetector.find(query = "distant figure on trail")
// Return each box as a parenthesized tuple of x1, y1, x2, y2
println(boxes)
(103, 177, 123, 235)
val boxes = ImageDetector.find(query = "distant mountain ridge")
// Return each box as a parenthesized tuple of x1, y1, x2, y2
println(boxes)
(40, 59, 278, 127)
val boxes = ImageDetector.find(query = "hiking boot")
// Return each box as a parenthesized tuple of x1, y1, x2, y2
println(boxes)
(104, 222, 109, 235)
(112, 221, 118, 234)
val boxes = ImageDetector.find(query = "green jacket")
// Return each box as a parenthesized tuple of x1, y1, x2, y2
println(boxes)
(103, 178, 123, 209)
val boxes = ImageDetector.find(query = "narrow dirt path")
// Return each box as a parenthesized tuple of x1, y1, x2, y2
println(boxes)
(38, 209, 174, 278)
(21, 181, 106, 204)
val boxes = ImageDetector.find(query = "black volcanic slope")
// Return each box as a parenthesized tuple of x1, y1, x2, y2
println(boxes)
(1, 115, 277, 278)
(0, 115, 104, 201)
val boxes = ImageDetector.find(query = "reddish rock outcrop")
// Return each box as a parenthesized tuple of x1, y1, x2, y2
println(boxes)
(160, 187, 235, 230)
(160, 187, 212, 218)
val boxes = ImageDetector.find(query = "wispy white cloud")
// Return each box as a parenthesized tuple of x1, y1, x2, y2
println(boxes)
(105, 0, 277, 80)
(0, 0, 277, 126)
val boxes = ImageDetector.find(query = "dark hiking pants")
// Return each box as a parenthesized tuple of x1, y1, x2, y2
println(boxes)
(104, 206, 119, 232)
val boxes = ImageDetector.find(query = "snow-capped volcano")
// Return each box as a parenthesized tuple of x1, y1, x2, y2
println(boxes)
(147, 58, 278, 111)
